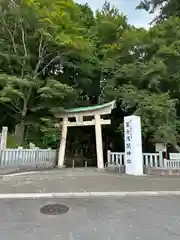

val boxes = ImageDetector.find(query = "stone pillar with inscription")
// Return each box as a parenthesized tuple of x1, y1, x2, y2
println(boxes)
(124, 115, 143, 175)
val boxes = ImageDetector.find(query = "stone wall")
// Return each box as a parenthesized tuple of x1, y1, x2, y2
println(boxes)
(0, 162, 56, 175)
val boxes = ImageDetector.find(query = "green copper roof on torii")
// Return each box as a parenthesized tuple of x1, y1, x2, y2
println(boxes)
(64, 100, 116, 113)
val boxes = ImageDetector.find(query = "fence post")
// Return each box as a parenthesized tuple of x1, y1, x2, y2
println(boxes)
(85, 161, 87, 168)
(0, 150, 3, 167)
(107, 150, 111, 163)
(159, 151, 164, 168)
(72, 160, 75, 168)
(35, 148, 39, 168)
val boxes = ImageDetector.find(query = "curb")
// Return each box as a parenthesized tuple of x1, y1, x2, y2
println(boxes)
(0, 191, 180, 199)
(2, 171, 39, 177)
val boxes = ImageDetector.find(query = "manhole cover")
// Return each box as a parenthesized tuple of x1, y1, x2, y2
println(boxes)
(40, 204, 69, 215)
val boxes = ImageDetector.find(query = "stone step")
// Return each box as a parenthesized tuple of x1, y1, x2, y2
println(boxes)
(106, 164, 126, 174)
(146, 167, 180, 176)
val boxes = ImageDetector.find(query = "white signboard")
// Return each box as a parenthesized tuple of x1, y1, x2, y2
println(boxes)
(155, 143, 166, 152)
(124, 115, 143, 175)
(169, 153, 180, 161)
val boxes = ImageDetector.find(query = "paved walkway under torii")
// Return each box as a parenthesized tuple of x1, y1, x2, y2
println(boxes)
(55, 101, 116, 169)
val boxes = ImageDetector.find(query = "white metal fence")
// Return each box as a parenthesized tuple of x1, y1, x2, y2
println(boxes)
(107, 150, 180, 169)
(107, 151, 125, 166)
(143, 153, 161, 167)
(0, 149, 57, 169)
(164, 159, 180, 168)
(164, 153, 180, 169)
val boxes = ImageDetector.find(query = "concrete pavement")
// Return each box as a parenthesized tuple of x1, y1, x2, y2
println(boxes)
(1, 168, 180, 194)
(1, 168, 180, 239)
(1, 196, 180, 239)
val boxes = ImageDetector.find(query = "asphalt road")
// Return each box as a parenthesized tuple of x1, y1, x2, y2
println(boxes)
(1, 196, 180, 239)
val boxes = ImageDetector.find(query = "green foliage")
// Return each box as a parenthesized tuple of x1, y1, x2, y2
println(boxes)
(39, 118, 60, 149)
(102, 14, 180, 145)
(0, 0, 180, 150)
(0, 0, 93, 145)
(120, 86, 178, 144)
(137, 0, 180, 22)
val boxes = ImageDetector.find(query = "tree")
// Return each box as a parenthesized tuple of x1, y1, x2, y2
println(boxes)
(0, 0, 89, 145)
(137, 0, 180, 22)
(102, 18, 180, 147)
(92, 2, 129, 103)
(1, 0, 180, 155)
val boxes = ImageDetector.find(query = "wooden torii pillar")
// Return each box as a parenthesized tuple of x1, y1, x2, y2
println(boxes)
(55, 101, 116, 169)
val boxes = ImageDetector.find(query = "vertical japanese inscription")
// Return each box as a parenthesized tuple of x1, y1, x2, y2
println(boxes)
(125, 120, 132, 164)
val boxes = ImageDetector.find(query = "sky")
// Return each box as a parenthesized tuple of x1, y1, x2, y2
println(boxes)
(76, 0, 154, 28)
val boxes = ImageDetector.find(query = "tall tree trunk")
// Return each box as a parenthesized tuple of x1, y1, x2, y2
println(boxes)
(15, 100, 27, 146)
(15, 119, 25, 146)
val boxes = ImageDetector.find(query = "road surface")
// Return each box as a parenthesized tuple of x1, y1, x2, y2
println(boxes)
(1, 168, 180, 193)
(1, 196, 180, 239)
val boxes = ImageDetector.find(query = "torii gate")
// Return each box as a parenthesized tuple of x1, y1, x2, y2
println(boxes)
(55, 101, 116, 169)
